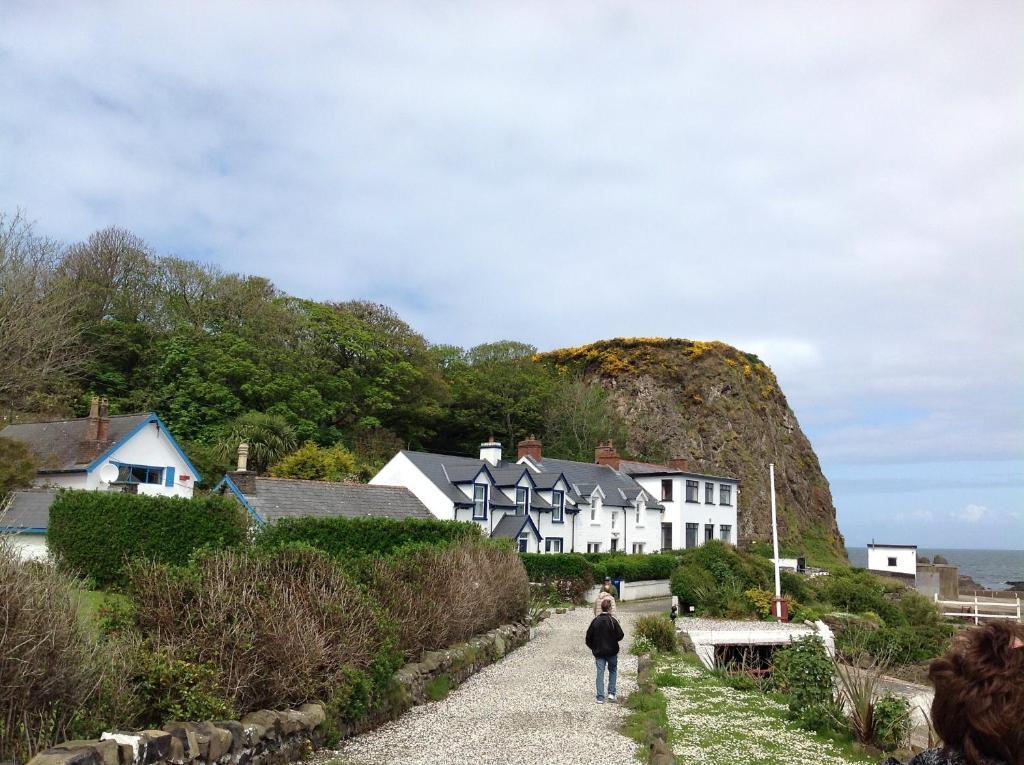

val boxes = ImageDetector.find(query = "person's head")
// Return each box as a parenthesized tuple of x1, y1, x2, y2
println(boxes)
(929, 621, 1024, 765)
(601, 598, 611, 613)
(603, 576, 612, 589)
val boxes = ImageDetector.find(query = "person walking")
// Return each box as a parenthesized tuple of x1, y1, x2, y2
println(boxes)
(593, 588, 617, 617)
(586, 597, 624, 703)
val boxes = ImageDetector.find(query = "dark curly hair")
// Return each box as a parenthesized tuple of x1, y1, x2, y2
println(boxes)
(929, 621, 1024, 765)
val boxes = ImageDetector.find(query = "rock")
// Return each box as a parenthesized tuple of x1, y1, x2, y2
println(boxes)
(555, 608, 566, 614)
(56, 742, 118, 765)
(277, 711, 304, 735)
(163, 725, 203, 762)
(100, 731, 171, 765)
(932, 555, 948, 565)
(240, 711, 280, 740)
(297, 703, 326, 729)
(25, 749, 102, 765)
(193, 723, 233, 762)
(494, 634, 506, 658)
(211, 721, 245, 753)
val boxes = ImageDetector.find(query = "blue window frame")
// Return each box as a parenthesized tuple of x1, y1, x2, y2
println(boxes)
(472, 483, 488, 520)
(516, 486, 529, 516)
(113, 463, 164, 485)
(551, 490, 564, 523)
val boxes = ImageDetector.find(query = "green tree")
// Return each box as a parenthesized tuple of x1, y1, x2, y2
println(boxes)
(216, 412, 297, 474)
(543, 374, 628, 461)
(269, 441, 362, 482)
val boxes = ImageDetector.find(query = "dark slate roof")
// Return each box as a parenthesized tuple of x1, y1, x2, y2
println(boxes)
(528, 456, 664, 509)
(490, 513, 540, 540)
(619, 459, 739, 483)
(1, 489, 57, 530)
(488, 490, 516, 508)
(240, 477, 432, 523)
(402, 450, 489, 505)
(0, 414, 151, 472)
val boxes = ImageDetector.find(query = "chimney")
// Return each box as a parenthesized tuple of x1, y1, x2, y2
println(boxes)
(96, 397, 110, 442)
(86, 396, 100, 441)
(594, 440, 621, 470)
(237, 442, 250, 472)
(668, 457, 689, 472)
(228, 442, 256, 495)
(517, 435, 542, 462)
(479, 436, 502, 466)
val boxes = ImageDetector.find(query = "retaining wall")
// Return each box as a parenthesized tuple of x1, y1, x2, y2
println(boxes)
(24, 622, 530, 765)
(585, 578, 671, 603)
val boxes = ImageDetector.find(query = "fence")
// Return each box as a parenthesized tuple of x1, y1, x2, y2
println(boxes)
(933, 593, 1022, 624)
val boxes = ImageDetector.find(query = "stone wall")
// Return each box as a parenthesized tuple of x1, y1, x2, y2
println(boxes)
(24, 622, 530, 765)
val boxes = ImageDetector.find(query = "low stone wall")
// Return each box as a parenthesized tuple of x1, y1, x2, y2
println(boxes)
(25, 622, 530, 765)
(585, 579, 672, 603)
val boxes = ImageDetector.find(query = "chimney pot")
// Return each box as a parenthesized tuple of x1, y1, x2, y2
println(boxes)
(479, 439, 503, 466)
(595, 441, 621, 470)
(237, 442, 250, 472)
(517, 435, 542, 462)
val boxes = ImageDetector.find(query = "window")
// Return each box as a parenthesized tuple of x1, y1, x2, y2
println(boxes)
(705, 524, 714, 542)
(472, 483, 488, 520)
(661, 479, 673, 501)
(685, 480, 699, 503)
(635, 506, 641, 524)
(545, 537, 563, 553)
(516, 486, 530, 516)
(611, 512, 617, 529)
(551, 490, 564, 523)
(685, 523, 698, 549)
(114, 464, 164, 485)
(632, 542, 645, 554)
(590, 502, 597, 521)
(719, 524, 731, 542)
(705, 482, 714, 504)
(888, 557, 897, 567)
(720, 484, 732, 505)
(518, 533, 529, 553)
(587, 542, 601, 553)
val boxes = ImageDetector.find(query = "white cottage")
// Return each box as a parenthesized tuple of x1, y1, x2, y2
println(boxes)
(371, 437, 667, 553)
(0, 397, 200, 559)
(866, 543, 918, 583)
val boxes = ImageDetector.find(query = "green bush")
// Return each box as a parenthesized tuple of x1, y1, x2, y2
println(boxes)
(838, 623, 954, 664)
(519, 553, 593, 582)
(872, 692, 911, 750)
(135, 646, 236, 724)
(821, 569, 888, 615)
(48, 490, 248, 588)
(256, 515, 480, 558)
(780, 570, 812, 602)
(670, 564, 715, 611)
(591, 553, 680, 582)
(633, 615, 677, 653)
(680, 540, 772, 592)
(771, 635, 834, 714)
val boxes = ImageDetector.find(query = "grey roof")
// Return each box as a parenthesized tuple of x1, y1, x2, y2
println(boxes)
(1, 489, 57, 530)
(0, 414, 151, 472)
(490, 513, 540, 540)
(529, 456, 664, 509)
(619, 459, 739, 483)
(239, 477, 433, 523)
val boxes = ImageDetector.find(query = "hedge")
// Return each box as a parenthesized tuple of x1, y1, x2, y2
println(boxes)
(255, 515, 481, 558)
(47, 490, 248, 588)
(520, 553, 593, 583)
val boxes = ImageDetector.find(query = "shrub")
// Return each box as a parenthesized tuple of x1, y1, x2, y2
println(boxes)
(821, 569, 888, 615)
(771, 635, 834, 714)
(897, 590, 940, 627)
(670, 564, 716, 612)
(680, 540, 772, 591)
(744, 588, 775, 619)
(48, 490, 248, 588)
(519, 552, 593, 582)
(630, 635, 655, 656)
(593, 553, 680, 582)
(365, 540, 529, 659)
(0, 537, 140, 763)
(780, 570, 812, 602)
(634, 615, 677, 653)
(838, 623, 954, 665)
(256, 515, 480, 559)
(872, 692, 911, 751)
(128, 544, 400, 713)
(135, 646, 236, 723)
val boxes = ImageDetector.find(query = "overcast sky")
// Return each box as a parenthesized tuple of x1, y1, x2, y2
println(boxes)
(2, 1, 1021, 551)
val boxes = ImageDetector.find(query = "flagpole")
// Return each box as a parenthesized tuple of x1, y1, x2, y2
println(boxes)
(769, 463, 783, 618)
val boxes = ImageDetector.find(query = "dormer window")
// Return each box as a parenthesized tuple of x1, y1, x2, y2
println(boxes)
(551, 489, 564, 523)
(472, 483, 488, 520)
(516, 486, 530, 516)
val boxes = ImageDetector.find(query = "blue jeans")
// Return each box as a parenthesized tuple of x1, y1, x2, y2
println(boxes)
(595, 655, 618, 699)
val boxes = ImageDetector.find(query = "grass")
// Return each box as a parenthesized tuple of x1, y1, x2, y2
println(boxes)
(424, 675, 452, 702)
(646, 654, 876, 765)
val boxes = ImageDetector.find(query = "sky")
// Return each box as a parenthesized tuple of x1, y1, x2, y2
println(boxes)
(1, 1, 1021, 550)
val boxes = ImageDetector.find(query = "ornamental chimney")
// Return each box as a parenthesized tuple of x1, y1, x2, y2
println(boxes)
(517, 435, 542, 462)
(96, 397, 110, 442)
(479, 436, 502, 466)
(237, 442, 250, 472)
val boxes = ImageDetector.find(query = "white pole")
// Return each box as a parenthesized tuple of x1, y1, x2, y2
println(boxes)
(770, 463, 781, 604)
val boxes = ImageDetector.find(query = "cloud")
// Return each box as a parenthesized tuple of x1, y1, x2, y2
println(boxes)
(954, 504, 988, 523)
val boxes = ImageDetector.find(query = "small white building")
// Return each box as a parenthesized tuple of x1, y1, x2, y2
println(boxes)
(0, 397, 201, 559)
(866, 543, 918, 582)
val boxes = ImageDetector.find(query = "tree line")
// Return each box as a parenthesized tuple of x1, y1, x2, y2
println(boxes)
(0, 211, 627, 485)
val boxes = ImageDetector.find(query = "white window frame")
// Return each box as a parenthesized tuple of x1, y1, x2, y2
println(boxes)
(516, 486, 530, 516)
(551, 489, 564, 523)
(545, 537, 563, 553)
(472, 483, 488, 520)
(518, 533, 530, 553)
(587, 542, 601, 553)
(632, 542, 645, 554)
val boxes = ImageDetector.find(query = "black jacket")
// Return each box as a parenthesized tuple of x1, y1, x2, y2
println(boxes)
(586, 613, 624, 658)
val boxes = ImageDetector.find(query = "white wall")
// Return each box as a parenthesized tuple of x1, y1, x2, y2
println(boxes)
(867, 546, 917, 577)
(633, 474, 739, 550)
(93, 421, 195, 498)
(4, 532, 48, 561)
(372, 452, 460, 520)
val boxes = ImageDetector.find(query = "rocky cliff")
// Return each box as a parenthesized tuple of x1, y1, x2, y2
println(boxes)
(539, 338, 846, 564)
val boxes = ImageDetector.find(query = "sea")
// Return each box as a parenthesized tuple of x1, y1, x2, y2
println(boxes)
(845, 547, 1024, 591)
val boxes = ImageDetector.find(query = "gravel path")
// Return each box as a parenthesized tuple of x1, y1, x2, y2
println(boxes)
(318, 608, 641, 765)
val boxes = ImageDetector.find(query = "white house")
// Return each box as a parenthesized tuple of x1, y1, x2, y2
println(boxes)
(0, 397, 201, 559)
(372, 436, 735, 555)
(612, 447, 740, 551)
(866, 543, 918, 582)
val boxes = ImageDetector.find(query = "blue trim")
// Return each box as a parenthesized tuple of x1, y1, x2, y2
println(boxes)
(551, 489, 565, 523)
(472, 482, 489, 521)
(0, 527, 47, 533)
(212, 474, 264, 524)
(165, 466, 175, 487)
(87, 413, 203, 482)
(544, 536, 564, 553)
(508, 512, 542, 541)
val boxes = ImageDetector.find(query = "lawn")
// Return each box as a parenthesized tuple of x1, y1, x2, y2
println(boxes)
(648, 654, 875, 765)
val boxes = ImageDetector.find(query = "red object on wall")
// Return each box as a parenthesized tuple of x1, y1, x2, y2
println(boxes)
(771, 596, 789, 622)
(179, 475, 191, 482)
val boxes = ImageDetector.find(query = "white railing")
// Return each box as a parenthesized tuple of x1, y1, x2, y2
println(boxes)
(933, 593, 1022, 624)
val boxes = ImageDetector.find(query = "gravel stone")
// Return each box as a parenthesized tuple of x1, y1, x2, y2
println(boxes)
(320, 608, 642, 765)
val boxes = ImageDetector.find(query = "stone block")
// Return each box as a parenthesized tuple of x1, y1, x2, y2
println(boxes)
(211, 721, 245, 754)
(26, 748, 102, 765)
(193, 723, 233, 762)
(240, 711, 280, 740)
(493, 635, 506, 658)
(58, 741, 118, 765)
(296, 704, 325, 729)
(101, 732, 171, 765)
(277, 711, 303, 735)
(163, 726, 200, 763)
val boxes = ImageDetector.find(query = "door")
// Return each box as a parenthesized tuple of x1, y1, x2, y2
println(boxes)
(661, 522, 672, 551)
(610, 537, 618, 552)
(704, 524, 714, 542)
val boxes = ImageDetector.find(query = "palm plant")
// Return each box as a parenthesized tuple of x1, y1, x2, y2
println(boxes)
(215, 412, 297, 474)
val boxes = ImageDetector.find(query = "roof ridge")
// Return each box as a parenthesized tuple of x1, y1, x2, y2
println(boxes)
(257, 476, 409, 490)
(3, 412, 151, 427)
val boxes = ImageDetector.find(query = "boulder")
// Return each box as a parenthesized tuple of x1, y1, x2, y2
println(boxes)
(297, 704, 326, 729)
